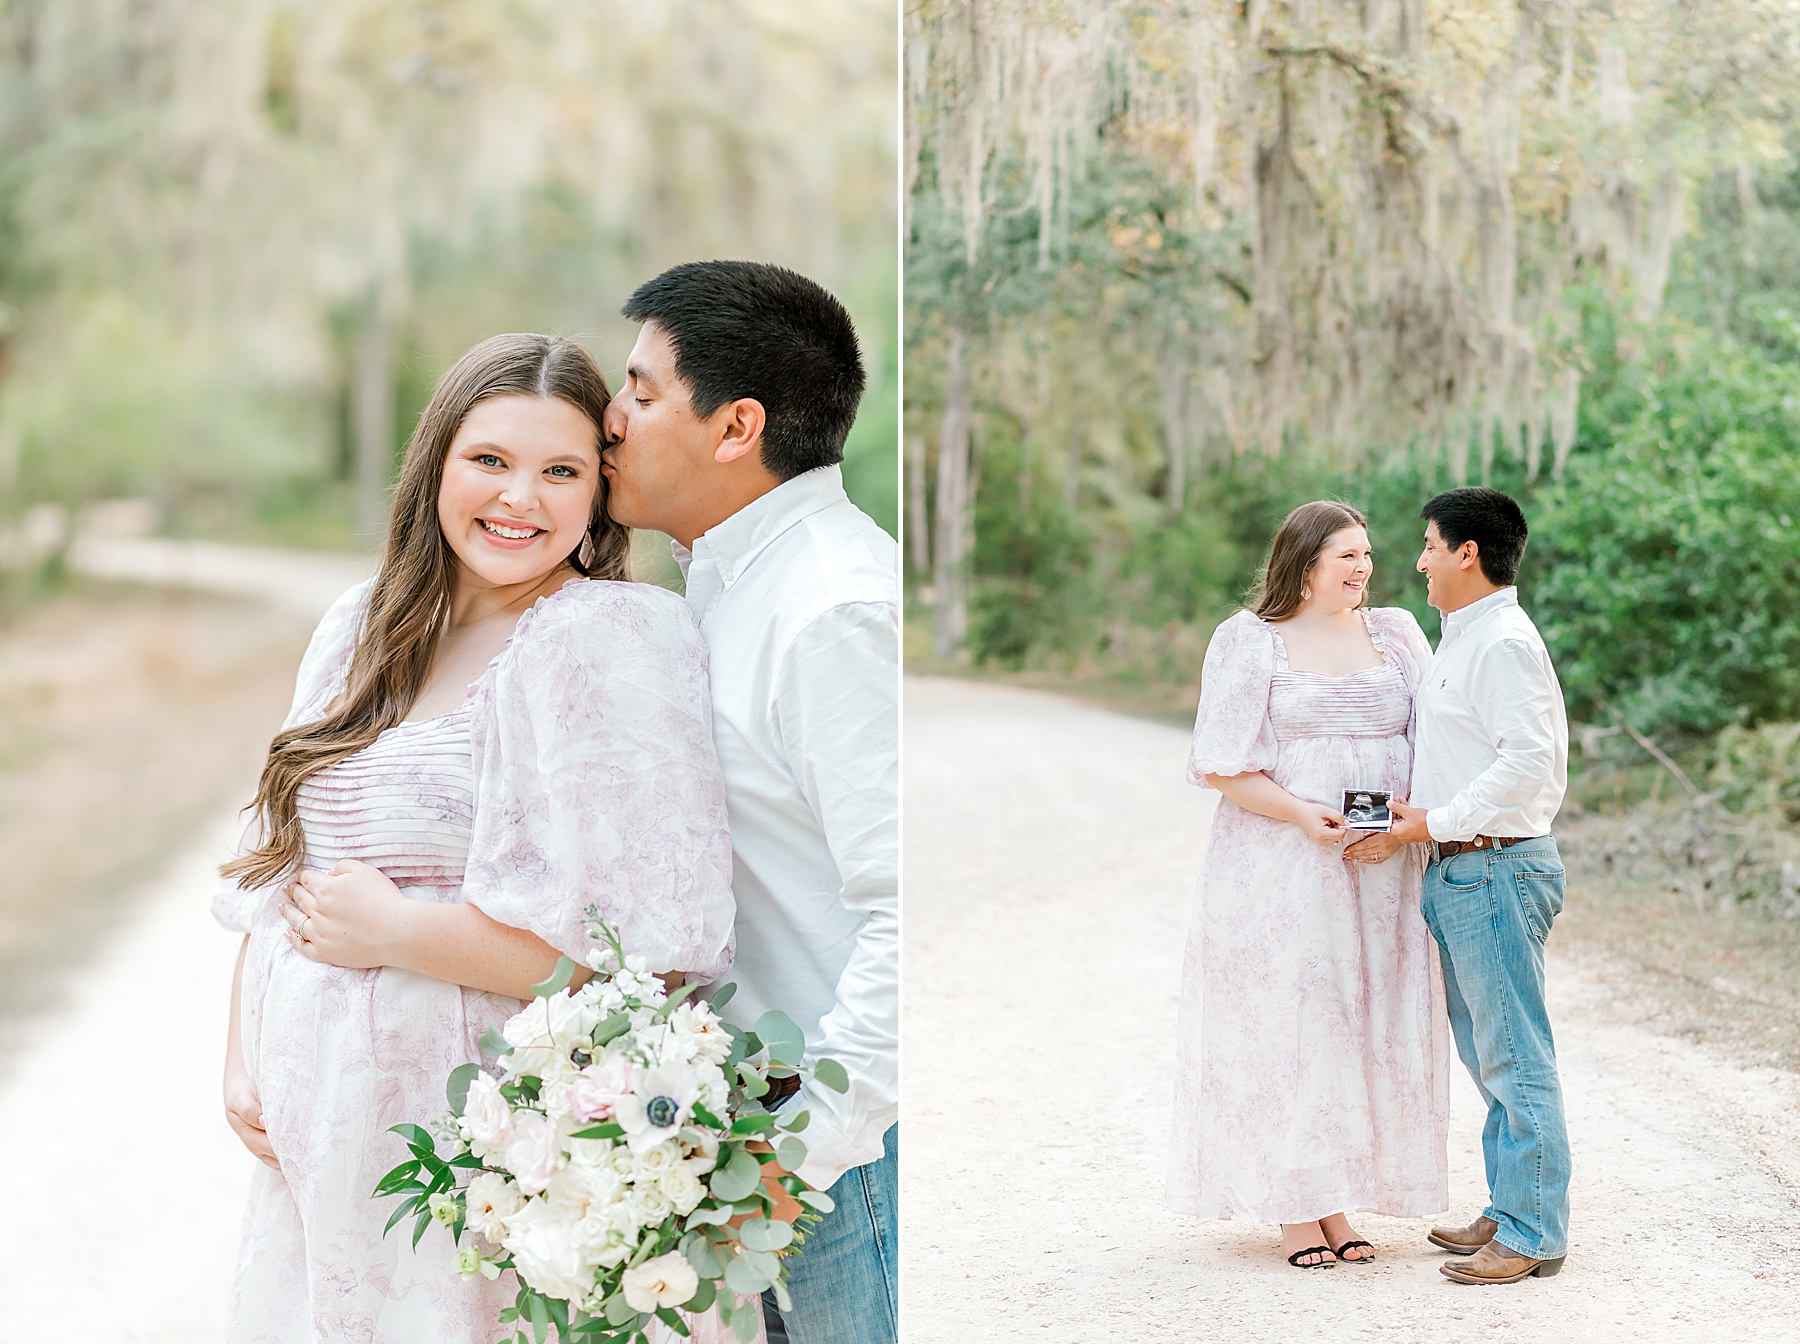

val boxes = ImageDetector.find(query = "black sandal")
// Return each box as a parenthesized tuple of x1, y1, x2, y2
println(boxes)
(1331, 1239, 1375, 1262)
(1286, 1245, 1335, 1268)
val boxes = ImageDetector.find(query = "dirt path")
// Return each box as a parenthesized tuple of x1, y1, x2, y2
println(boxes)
(0, 546, 364, 1336)
(903, 676, 1800, 1343)
(0, 813, 254, 1337)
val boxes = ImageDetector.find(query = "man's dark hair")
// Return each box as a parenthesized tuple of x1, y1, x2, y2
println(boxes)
(1421, 486, 1530, 586)
(622, 261, 866, 480)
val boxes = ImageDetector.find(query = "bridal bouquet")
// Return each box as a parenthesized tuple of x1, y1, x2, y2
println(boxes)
(375, 913, 846, 1344)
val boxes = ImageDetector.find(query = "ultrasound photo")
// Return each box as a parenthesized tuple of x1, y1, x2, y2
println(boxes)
(1343, 789, 1393, 831)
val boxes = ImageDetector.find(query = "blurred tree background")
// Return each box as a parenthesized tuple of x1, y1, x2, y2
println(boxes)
(905, 0, 1800, 745)
(0, 0, 898, 554)
(907, 0, 1800, 1011)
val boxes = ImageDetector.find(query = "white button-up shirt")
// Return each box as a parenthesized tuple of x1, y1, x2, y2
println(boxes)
(675, 465, 899, 1188)
(1410, 587, 1569, 843)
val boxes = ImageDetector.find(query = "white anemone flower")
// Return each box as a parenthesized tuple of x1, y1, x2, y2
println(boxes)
(614, 1064, 701, 1152)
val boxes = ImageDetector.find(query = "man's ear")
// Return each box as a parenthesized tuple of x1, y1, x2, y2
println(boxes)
(712, 398, 768, 467)
(1457, 540, 1481, 571)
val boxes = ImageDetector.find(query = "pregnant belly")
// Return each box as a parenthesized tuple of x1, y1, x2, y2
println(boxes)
(241, 919, 517, 1187)
(1271, 734, 1413, 809)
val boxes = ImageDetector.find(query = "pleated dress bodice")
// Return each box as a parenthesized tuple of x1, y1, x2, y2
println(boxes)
(295, 706, 475, 892)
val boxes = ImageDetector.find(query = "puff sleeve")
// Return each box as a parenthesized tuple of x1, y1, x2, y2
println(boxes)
(461, 582, 735, 980)
(1185, 609, 1280, 787)
(211, 578, 372, 933)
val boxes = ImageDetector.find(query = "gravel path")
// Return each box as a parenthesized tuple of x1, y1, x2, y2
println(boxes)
(903, 676, 1800, 1343)
(0, 544, 361, 1337)
(0, 813, 253, 1338)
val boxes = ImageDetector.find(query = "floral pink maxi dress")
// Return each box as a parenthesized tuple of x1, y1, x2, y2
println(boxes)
(214, 579, 738, 1343)
(1166, 607, 1450, 1223)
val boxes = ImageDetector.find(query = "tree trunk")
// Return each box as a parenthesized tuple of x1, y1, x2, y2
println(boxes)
(351, 300, 396, 544)
(933, 326, 973, 661)
(906, 434, 930, 576)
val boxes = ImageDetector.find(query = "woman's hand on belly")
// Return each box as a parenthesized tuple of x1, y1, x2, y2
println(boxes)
(1343, 830, 1407, 864)
(224, 1059, 280, 1171)
(281, 859, 410, 971)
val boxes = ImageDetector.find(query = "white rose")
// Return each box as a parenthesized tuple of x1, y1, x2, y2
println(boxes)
(503, 1199, 597, 1302)
(669, 1002, 734, 1065)
(632, 1140, 679, 1176)
(465, 1171, 523, 1245)
(503, 990, 600, 1080)
(621, 1251, 699, 1313)
(459, 1072, 513, 1160)
(658, 1165, 704, 1214)
(634, 1185, 674, 1223)
(502, 1111, 564, 1196)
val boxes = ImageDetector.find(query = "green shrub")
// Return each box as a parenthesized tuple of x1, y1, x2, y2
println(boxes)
(1530, 330, 1800, 735)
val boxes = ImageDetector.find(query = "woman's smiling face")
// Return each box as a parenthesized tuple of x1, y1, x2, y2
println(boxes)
(436, 394, 602, 591)
(1306, 525, 1374, 612)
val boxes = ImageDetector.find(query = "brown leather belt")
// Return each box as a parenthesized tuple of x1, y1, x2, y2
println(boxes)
(1433, 835, 1528, 860)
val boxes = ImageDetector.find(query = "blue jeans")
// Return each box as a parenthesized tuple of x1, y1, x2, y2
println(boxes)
(762, 1125, 897, 1344)
(1421, 837, 1571, 1260)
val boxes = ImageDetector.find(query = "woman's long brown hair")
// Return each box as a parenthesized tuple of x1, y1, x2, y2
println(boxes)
(1248, 500, 1370, 621)
(223, 333, 630, 888)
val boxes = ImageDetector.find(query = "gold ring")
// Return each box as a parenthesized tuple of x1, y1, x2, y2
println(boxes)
(300, 915, 313, 943)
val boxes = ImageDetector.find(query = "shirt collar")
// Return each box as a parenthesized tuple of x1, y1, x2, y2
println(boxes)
(1440, 585, 1518, 643)
(672, 464, 847, 607)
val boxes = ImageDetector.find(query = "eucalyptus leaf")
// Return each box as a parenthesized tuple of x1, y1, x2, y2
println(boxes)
(446, 1062, 481, 1116)
(730, 1114, 776, 1135)
(775, 1136, 807, 1171)
(796, 1189, 836, 1214)
(708, 982, 737, 1011)
(682, 1276, 717, 1314)
(772, 1277, 793, 1313)
(779, 1108, 810, 1133)
(604, 1294, 639, 1326)
(707, 1149, 763, 1203)
(811, 1058, 849, 1094)
(737, 1217, 794, 1254)
(683, 1236, 724, 1278)
(530, 955, 576, 999)
(685, 1204, 733, 1228)
(593, 1012, 632, 1047)
(737, 1069, 770, 1099)
(753, 1010, 806, 1067)
(723, 1256, 771, 1296)
(478, 1025, 511, 1056)
(740, 1248, 782, 1282)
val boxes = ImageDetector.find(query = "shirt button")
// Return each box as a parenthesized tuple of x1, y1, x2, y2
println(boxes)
(722, 566, 737, 583)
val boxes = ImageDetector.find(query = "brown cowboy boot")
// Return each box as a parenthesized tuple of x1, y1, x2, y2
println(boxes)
(1427, 1215, 1498, 1255)
(1439, 1240, 1566, 1284)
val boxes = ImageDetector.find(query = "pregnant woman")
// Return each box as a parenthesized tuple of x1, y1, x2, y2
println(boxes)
(214, 333, 736, 1340)
(1166, 500, 1449, 1268)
